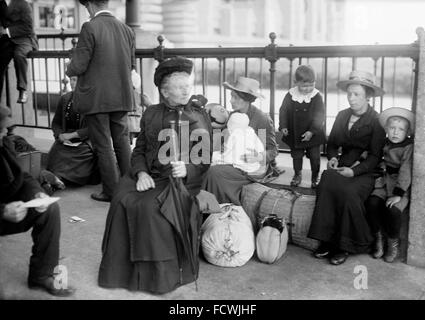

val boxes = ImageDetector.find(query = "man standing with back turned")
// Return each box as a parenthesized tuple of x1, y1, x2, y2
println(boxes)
(66, 0, 135, 202)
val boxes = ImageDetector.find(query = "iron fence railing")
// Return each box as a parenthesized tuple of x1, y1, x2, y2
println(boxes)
(36, 32, 79, 51)
(3, 32, 420, 138)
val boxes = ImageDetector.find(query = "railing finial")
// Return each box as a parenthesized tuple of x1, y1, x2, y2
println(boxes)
(154, 34, 165, 62)
(269, 32, 277, 45)
(157, 34, 165, 47)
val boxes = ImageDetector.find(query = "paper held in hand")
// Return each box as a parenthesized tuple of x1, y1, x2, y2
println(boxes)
(23, 197, 60, 208)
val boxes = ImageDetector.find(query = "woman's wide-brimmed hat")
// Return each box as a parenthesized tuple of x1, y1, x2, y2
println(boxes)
(154, 56, 193, 87)
(379, 107, 415, 134)
(337, 70, 385, 97)
(223, 77, 265, 99)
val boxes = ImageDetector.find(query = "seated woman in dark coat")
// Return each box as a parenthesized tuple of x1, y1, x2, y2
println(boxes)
(202, 77, 279, 205)
(40, 76, 99, 193)
(308, 71, 386, 265)
(98, 57, 213, 294)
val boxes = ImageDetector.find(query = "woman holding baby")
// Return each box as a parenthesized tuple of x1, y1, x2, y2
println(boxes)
(202, 76, 279, 205)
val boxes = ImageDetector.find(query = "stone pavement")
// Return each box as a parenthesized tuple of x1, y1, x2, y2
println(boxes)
(1, 174, 425, 300)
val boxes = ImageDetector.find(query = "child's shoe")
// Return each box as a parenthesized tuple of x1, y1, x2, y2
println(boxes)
(40, 170, 65, 190)
(290, 173, 302, 187)
(384, 238, 399, 263)
(311, 177, 319, 189)
(372, 232, 384, 259)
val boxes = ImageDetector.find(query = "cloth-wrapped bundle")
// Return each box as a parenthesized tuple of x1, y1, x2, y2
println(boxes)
(201, 204, 255, 267)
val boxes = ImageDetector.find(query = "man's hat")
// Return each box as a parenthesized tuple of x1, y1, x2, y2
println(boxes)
(154, 56, 193, 87)
(79, 0, 109, 5)
(337, 70, 385, 97)
(223, 77, 265, 99)
(379, 107, 415, 134)
(79, 0, 106, 4)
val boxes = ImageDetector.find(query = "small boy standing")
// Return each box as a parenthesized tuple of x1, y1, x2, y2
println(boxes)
(366, 107, 414, 263)
(278, 65, 326, 188)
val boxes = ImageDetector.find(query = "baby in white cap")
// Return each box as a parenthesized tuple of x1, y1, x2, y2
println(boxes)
(212, 112, 266, 175)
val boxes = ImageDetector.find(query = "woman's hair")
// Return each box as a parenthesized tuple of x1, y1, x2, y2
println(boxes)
(160, 71, 191, 92)
(235, 90, 256, 103)
(295, 65, 316, 83)
(361, 85, 375, 99)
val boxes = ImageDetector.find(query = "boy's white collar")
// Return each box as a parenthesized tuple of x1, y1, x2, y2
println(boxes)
(289, 87, 319, 103)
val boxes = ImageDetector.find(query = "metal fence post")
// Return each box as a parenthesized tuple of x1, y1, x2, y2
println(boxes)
(265, 32, 279, 121)
(154, 35, 165, 63)
(407, 27, 425, 268)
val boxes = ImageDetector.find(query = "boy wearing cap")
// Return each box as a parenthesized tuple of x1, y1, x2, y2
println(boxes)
(366, 107, 414, 263)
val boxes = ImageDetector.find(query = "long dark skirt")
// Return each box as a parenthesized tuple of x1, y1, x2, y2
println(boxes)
(46, 141, 98, 185)
(98, 174, 199, 294)
(308, 169, 375, 253)
(201, 165, 253, 205)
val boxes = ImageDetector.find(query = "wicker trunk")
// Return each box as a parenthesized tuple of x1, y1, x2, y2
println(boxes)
(241, 183, 319, 251)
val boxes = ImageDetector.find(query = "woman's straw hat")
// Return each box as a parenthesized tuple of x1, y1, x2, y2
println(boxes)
(223, 77, 265, 99)
(337, 70, 385, 97)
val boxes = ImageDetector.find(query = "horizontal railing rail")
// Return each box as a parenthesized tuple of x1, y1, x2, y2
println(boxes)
(135, 43, 419, 59)
(3, 32, 420, 150)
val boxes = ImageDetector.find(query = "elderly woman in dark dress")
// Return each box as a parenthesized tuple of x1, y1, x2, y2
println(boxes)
(98, 57, 213, 294)
(40, 76, 99, 193)
(202, 77, 279, 205)
(308, 71, 386, 265)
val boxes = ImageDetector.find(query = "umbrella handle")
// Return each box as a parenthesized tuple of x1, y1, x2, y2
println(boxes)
(169, 120, 179, 162)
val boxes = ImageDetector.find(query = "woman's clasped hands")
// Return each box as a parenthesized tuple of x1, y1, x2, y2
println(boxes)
(327, 157, 354, 178)
(136, 161, 187, 192)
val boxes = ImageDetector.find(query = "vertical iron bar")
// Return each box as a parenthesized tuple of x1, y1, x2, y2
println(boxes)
(372, 58, 378, 108)
(260, 58, 264, 93)
(288, 59, 293, 90)
(411, 59, 416, 112)
(245, 57, 248, 77)
(44, 58, 51, 126)
(58, 58, 63, 96)
(269, 58, 276, 121)
(201, 58, 206, 96)
(232, 58, 236, 82)
(31, 58, 37, 126)
(352, 57, 357, 71)
(337, 58, 341, 110)
(218, 58, 222, 105)
(412, 58, 419, 115)
(323, 58, 328, 140)
(392, 57, 397, 106)
(205, 58, 209, 98)
(223, 59, 227, 109)
(139, 58, 144, 101)
(380, 57, 385, 112)
(193, 58, 197, 93)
